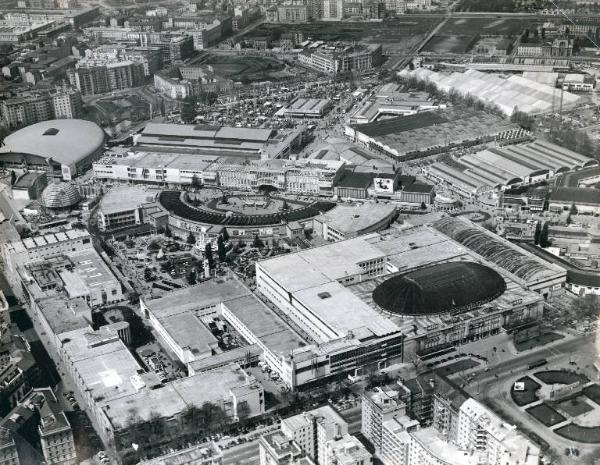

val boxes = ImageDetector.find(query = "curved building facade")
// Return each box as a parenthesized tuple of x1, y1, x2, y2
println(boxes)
(0, 120, 105, 180)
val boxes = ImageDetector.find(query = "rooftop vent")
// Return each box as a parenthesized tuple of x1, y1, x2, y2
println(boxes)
(318, 292, 331, 299)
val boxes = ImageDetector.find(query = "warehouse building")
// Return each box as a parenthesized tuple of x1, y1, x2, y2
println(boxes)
(425, 140, 597, 198)
(276, 98, 333, 118)
(134, 123, 305, 160)
(349, 84, 444, 125)
(346, 111, 520, 161)
(400, 68, 580, 116)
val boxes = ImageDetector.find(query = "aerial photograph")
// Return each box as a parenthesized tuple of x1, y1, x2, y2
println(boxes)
(0, 0, 599, 463)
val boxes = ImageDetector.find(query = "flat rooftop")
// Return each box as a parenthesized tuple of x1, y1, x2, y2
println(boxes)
(104, 363, 260, 429)
(142, 277, 251, 320)
(160, 312, 217, 357)
(100, 186, 159, 215)
(222, 294, 307, 356)
(60, 327, 142, 404)
(65, 248, 119, 290)
(316, 203, 397, 235)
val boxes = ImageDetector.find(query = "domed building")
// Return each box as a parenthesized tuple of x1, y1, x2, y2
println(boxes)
(372, 262, 507, 316)
(41, 182, 81, 211)
(0, 120, 105, 180)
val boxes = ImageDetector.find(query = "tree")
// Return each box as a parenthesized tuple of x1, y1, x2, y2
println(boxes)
(420, 201, 427, 210)
(191, 175, 201, 189)
(164, 224, 172, 238)
(217, 236, 227, 262)
(282, 200, 290, 210)
(570, 203, 578, 215)
(187, 231, 196, 245)
(221, 228, 229, 242)
(181, 96, 198, 123)
(569, 295, 600, 319)
(533, 222, 541, 245)
(253, 234, 264, 249)
(539, 222, 550, 247)
(205, 242, 214, 269)
(9, 170, 16, 185)
(187, 269, 197, 285)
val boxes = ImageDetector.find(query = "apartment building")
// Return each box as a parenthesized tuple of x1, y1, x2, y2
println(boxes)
(1, 87, 82, 128)
(281, 406, 348, 464)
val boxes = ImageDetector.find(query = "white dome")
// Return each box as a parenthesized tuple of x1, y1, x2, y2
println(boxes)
(41, 182, 81, 209)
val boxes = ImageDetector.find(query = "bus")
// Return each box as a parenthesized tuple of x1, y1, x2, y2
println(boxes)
(527, 358, 547, 370)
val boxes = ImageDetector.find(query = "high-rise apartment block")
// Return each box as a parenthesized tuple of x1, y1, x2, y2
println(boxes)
(1, 88, 82, 128)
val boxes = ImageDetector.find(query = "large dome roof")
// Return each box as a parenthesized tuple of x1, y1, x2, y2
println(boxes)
(41, 182, 81, 209)
(0, 119, 105, 166)
(372, 262, 507, 316)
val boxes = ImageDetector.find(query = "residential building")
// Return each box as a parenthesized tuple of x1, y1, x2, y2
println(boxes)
(281, 406, 348, 464)
(260, 431, 315, 465)
(323, 435, 371, 465)
(37, 389, 77, 465)
(362, 386, 410, 455)
(1, 87, 82, 128)
(322, 0, 343, 19)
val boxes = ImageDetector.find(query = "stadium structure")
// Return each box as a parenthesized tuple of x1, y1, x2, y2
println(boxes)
(157, 190, 337, 240)
(425, 140, 598, 198)
(254, 222, 561, 379)
(0, 120, 105, 180)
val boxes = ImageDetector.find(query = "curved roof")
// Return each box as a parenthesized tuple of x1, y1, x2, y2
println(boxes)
(372, 262, 506, 316)
(0, 120, 105, 166)
(41, 182, 81, 209)
(159, 191, 336, 227)
(434, 217, 555, 282)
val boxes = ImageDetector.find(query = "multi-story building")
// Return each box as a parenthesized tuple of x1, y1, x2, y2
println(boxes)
(153, 72, 194, 99)
(1, 229, 93, 288)
(98, 186, 158, 231)
(68, 60, 144, 95)
(373, 375, 540, 465)
(281, 406, 348, 464)
(322, 0, 343, 19)
(362, 386, 411, 455)
(1, 87, 82, 128)
(260, 431, 315, 465)
(274, 5, 309, 23)
(516, 36, 573, 57)
(299, 42, 382, 75)
(37, 389, 77, 465)
(323, 435, 371, 465)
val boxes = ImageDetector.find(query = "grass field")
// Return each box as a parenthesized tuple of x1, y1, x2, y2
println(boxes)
(511, 377, 541, 407)
(583, 384, 600, 405)
(526, 403, 566, 427)
(535, 370, 589, 385)
(440, 17, 532, 36)
(555, 424, 600, 443)
(557, 397, 594, 418)
(422, 35, 476, 54)
(199, 54, 287, 82)
(514, 331, 564, 352)
(240, 19, 442, 53)
(434, 359, 479, 376)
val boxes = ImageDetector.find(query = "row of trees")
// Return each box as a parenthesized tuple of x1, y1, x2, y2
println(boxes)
(180, 92, 219, 123)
